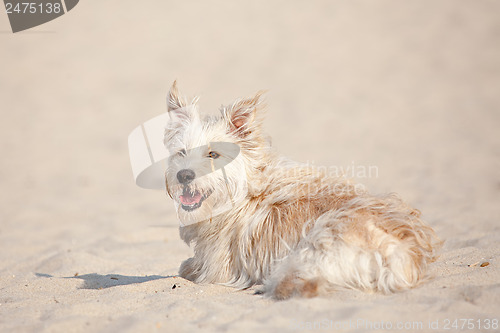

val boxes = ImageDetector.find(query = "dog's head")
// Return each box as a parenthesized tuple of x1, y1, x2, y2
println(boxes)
(164, 81, 267, 226)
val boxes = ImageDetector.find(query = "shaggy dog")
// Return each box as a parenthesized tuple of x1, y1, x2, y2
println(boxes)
(164, 82, 441, 299)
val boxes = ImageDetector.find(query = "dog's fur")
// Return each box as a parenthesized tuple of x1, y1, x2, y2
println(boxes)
(164, 82, 441, 299)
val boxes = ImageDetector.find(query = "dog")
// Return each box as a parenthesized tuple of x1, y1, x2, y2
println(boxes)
(163, 81, 441, 299)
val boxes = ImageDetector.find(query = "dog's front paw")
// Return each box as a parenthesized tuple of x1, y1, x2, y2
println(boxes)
(179, 257, 200, 282)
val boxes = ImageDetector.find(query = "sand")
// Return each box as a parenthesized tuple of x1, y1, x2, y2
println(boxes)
(0, 1, 499, 332)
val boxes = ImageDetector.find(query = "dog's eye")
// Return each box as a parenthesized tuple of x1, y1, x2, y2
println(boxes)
(207, 151, 220, 159)
(177, 149, 186, 156)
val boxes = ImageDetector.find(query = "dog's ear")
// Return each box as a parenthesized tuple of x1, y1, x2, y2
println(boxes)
(223, 91, 265, 137)
(164, 81, 199, 149)
(166, 81, 199, 123)
(167, 80, 187, 112)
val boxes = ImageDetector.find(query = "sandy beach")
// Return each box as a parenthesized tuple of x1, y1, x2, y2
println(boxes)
(1, 1, 499, 332)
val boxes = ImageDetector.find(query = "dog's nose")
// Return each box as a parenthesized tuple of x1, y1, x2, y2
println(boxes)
(177, 169, 196, 184)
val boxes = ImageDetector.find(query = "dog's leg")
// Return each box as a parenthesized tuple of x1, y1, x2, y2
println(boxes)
(263, 232, 375, 300)
(262, 237, 333, 300)
(264, 203, 437, 299)
(272, 274, 323, 300)
(179, 257, 201, 282)
(264, 233, 414, 299)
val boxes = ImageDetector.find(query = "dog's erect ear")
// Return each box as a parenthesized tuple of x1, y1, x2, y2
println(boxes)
(223, 91, 265, 137)
(167, 80, 187, 112)
(164, 81, 200, 149)
(166, 81, 200, 123)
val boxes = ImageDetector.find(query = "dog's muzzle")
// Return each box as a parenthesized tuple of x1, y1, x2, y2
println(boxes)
(177, 169, 195, 184)
(179, 187, 212, 211)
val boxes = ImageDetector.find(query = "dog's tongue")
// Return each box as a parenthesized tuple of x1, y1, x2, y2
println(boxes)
(180, 190, 202, 205)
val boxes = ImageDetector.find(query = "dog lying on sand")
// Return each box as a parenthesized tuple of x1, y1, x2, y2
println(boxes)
(164, 82, 441, 299)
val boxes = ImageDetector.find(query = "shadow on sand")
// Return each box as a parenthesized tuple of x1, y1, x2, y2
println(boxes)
(36, 272, 175, 289)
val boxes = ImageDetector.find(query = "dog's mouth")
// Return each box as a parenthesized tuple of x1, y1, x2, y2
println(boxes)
(179, 187, 212, 211)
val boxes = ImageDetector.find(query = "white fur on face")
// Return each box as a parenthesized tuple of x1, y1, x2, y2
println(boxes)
(165, 107, 248, 226)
